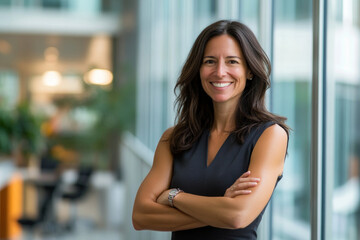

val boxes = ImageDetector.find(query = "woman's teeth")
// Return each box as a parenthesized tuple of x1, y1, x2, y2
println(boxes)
(212, 82, 231, 87)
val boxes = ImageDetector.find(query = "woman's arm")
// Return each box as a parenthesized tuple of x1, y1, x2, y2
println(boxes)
(132, 128, 259, 231)
(132, 128, 206, 231)
(156, 124, 288, 229)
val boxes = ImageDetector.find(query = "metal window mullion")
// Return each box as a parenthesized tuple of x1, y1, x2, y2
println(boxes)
(257, 0, 274, 238)
(322, 0, 334, 239)
(312, 0, 326, 239)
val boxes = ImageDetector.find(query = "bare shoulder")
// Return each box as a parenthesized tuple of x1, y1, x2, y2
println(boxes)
(250, 124, 288, 175)
(261, 124, 288, 143)
(161, 127, 175, 140)
(153, 127, 175, 167)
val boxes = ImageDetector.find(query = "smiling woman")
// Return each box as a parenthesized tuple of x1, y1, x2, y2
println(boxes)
(132, 20, 290, 240)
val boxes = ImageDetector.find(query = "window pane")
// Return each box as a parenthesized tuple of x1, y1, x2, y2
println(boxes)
(328, 0, 360, 239)
(271, 0, 312, 239)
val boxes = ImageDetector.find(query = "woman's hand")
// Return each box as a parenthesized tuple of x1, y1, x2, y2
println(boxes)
(157, 189, 171, 206)
(224, 171, 260, 198)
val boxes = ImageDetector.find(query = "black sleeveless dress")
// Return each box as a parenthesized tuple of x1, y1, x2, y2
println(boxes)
(170, 122, 283, 240)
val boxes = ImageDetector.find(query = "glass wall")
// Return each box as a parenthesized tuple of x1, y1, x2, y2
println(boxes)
(328, 0, 360, 239)
(271, 0, 312, 239)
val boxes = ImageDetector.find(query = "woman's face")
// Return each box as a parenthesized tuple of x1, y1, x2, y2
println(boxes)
(200, 34, 252, 106)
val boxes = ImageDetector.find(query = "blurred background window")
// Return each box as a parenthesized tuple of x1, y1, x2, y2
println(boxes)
(271, 0, 312, 239)
(328, 0, 360, 239)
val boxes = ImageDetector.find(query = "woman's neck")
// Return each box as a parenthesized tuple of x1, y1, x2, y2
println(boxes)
(211, 101, 237, 133)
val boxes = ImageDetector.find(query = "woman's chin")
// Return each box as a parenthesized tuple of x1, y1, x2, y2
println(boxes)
(211, 97, 237, 104)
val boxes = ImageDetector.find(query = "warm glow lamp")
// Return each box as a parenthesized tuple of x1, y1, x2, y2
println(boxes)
(42, 71, 61, 86)
(84, 68, 113, 85)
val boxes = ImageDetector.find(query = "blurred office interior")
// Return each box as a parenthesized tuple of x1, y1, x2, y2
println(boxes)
(0, 0, 359, 240)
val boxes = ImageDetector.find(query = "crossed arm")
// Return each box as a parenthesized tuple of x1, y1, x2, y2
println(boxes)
(132, 124, 288, 231)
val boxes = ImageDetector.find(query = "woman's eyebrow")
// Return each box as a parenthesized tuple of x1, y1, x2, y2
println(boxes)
(203, 56, 242, 59)
(226, 56, 241, 59)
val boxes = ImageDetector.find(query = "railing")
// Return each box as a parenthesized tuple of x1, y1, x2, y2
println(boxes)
(120, 132, 171, 240)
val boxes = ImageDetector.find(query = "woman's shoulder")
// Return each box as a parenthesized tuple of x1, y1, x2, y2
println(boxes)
(246, 121, 287, 145)
(257, 121, 287, 138)
(256, 121, 288, 136)
(160, 127, 175, 141)
(262, 123, 288, 140)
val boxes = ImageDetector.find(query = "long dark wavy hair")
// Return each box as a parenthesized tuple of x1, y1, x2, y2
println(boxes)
(169, 20, 289, 155)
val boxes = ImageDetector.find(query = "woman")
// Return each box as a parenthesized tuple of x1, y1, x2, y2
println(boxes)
(132, 20, 289, 239)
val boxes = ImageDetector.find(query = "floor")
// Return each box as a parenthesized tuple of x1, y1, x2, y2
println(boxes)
(13, 177, 125, 240)
(18, 228, 123, 240)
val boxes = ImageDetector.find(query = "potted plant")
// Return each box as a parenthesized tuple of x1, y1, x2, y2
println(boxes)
(12, 103, 43, 166)
(0, 107, 15, 160)
(0, 102, 43, 166)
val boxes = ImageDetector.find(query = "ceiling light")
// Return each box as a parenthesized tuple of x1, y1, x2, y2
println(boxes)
(42, 71, 61, 86)
(84, 68, 113, 85)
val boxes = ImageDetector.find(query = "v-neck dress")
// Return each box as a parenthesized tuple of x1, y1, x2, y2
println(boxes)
(170, 121, 282, 240)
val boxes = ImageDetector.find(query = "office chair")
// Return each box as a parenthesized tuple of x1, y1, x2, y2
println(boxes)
(61, 166, 93, 231)
(18, 180, 60, 237)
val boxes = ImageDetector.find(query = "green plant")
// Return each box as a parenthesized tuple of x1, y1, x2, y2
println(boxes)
(13, 103, 43, 158)
(0, 102, 43, 159)
(0, 108, 15, 155)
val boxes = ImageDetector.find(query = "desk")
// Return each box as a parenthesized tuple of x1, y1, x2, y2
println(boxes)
(0, 160, 23, 239)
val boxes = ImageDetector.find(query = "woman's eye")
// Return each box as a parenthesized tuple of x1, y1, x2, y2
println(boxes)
(228, 60, 239, 64)
(204, 59, 215, 64)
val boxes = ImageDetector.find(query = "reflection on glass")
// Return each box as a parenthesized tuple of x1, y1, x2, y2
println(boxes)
(271, 0, 312, 239)
(329, 0, 360, 239)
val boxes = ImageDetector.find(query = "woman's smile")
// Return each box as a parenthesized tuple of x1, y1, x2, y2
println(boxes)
(211, 81, 232, 88)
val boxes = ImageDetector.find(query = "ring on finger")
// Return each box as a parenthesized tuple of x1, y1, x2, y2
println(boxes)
(231, 186, 235, 191)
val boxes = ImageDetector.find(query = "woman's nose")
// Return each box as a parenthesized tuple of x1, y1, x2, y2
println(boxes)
(215, 62, 226, 77)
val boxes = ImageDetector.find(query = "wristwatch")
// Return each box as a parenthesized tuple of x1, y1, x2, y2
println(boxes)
(168, 188, 184, 207)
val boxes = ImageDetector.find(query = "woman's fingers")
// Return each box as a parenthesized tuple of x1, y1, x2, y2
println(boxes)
(227, 182, 257, 198)
(230, 181, 257, 192)
(233, 189, 252, 195)
(237, 177, 261, 183)
(235, 171, 260, 184)
(236, 181, 258, 189)
(239, 170, 251, 178)
(224, 171, 261, 198)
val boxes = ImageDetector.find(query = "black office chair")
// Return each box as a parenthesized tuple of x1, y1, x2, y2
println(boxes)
(61, 166, 93, 231)
(18, 180, 60, 237)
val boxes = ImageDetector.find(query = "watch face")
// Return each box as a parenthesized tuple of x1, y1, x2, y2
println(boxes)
(169, 189, 178, 196)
